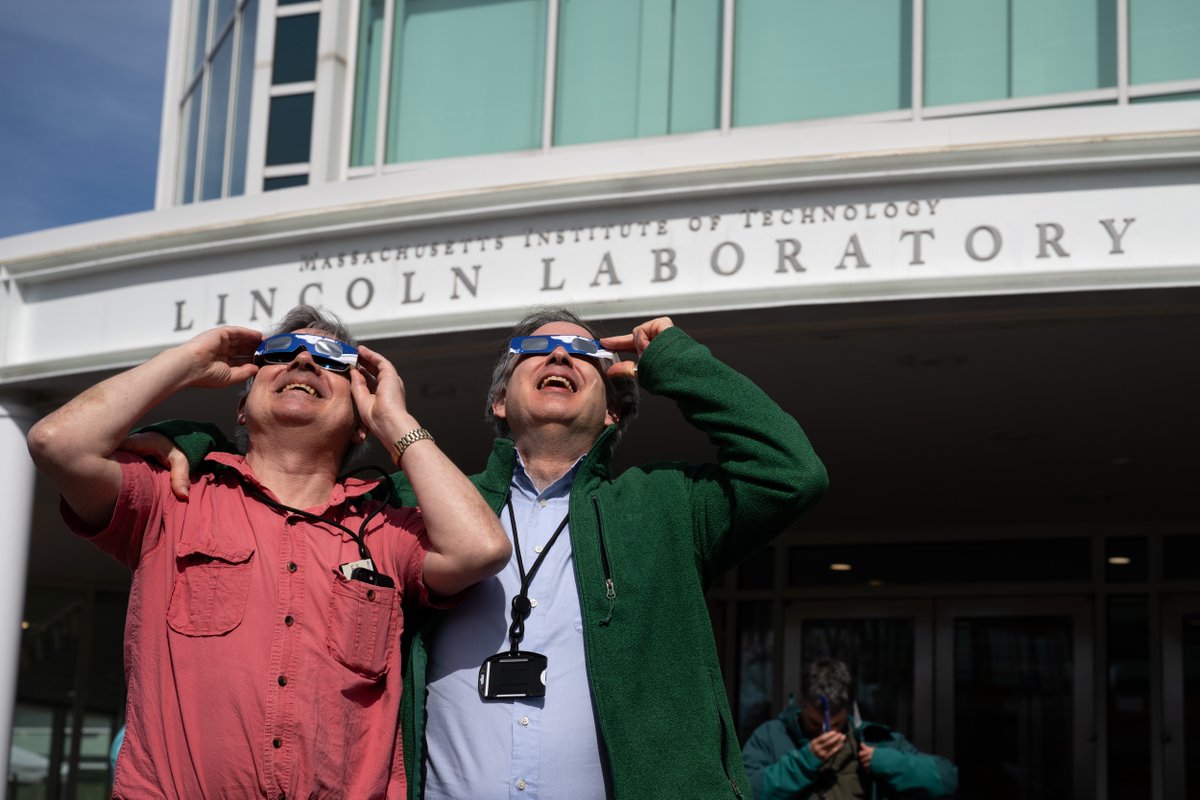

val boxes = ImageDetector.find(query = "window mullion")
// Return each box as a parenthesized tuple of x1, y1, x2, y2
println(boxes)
(373, 0, 396, 170)
(542, 0, 559, 151)
(720, 0, 733, 132)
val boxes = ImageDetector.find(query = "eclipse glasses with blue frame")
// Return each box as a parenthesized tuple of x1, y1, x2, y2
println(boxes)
(254, 332, 359, 373)
(509, 334, 614, 361)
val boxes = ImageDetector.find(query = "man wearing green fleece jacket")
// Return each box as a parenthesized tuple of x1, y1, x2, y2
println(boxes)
(741, 660, 957, 800)
(133, 308, 828, 799)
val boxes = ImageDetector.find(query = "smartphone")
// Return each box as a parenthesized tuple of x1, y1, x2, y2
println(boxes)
(350, 566, 395, 589)
(819, 695, 831, 732)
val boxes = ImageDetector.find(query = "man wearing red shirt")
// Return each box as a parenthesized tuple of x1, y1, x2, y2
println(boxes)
(26, 306, 510, 799)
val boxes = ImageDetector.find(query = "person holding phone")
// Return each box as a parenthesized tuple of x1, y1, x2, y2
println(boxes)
(27, 305, 509, 799)
(741, 659, 958, 800)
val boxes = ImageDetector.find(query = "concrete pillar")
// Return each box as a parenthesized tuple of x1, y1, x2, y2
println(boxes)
(0, 400, 37, 786)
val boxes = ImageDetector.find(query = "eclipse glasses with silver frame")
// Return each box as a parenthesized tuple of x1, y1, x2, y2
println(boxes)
(508, 334, 614, 361)
(254, 333, 359, 373)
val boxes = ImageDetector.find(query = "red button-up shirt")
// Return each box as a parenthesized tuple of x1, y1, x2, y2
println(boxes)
(65, 452, 440, 799)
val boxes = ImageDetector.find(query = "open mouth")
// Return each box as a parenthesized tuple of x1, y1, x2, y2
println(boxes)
(282, 383, 318, 396)
(538, 375, 576, 392)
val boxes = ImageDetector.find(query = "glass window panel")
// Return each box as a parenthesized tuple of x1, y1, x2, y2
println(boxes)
(788, 539, 1090, 587)
(1107, 596, 1151, 796)
(230, 0, 259, 196)
(953, 615, 1073, 799)
(925, 0, 1117, 106)
(215, 0, 237, 34)
(190, 0, 211, 78)
(733, 0, 911, 127)
(800, 617, 915, 734)
(179, 88, 204, 204)
(266, 93, 314, 165)
(736, 602, 773, 741)
(1183, 609, 1200, 798)
(201, 34, 234, 201)
(554, 0, 720, 146)
(1133, 91, 1200, 103)
(386, 0, 546, 163)
(264, 174, 310, 191)
(1164, 534, 1200, 580)
(350, 0, 386, 167)
(1130, 0, 1200, 84)
(272, 13, 319, 84)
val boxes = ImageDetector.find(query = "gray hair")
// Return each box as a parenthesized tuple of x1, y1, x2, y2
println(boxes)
(484, 307, 639, 447)
(235, 305, 369, 465)
(800, 659, 854, 713)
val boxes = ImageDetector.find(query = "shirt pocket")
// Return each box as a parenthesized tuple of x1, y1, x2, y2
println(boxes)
(166, 539, 255, 637)
(326, 574, 400, 680)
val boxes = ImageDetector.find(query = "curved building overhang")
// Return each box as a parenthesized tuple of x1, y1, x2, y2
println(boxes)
(2, 102, 1198, 386)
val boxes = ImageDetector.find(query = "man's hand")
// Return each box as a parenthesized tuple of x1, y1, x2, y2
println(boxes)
(857, 742, 874, 771)
(348, 345, 416, 449)
(600, 316, 674, 380)
(119, 432, 192, 500)
(808, 730, 846, 762)
(178, 326, 262, 388)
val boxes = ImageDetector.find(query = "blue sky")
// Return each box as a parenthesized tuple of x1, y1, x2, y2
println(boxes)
(0, 2, 171, 239)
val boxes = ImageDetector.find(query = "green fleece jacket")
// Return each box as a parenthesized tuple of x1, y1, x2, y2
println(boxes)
(741, 706, 958, 800)
(153, 326, 828, 799)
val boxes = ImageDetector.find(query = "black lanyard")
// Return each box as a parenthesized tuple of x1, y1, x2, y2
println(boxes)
(234, 465, 394, 570)
(505, 496, 569, 654)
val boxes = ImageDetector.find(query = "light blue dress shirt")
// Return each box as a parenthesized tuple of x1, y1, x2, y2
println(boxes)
(423, 457, 610, 800)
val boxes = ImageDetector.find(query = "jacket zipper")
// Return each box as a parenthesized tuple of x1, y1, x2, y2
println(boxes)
(590, 496, 616, 624)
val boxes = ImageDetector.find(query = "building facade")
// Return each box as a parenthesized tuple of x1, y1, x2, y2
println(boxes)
(2, 1, 1199, 797)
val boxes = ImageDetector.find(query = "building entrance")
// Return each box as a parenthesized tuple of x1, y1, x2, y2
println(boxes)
(782, 596, 1094, 800)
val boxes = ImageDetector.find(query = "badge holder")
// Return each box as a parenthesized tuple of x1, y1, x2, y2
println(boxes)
(478, 594, 548, 700)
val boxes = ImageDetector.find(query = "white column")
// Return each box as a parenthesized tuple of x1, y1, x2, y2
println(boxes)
(0, 400, 37, 785)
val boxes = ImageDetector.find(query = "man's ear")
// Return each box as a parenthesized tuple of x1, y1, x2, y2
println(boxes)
(236, 395, 247, 426)
(491, 390, 507, 421)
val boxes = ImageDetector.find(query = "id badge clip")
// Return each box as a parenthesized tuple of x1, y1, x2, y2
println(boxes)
(478, 651, 548, 700)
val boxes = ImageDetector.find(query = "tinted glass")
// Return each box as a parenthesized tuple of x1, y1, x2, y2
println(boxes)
(272, 13, 319, 84)
(230, 0, 259, 196)
(953, 615, 1073, 799)
(735, 0, 912, 125)
(264, 174, 309, 191)
(350, 0, 386, 167)
(554, 0, 720, 145)
(925, 0, 1117, 106)
(265, 93, 313, 165)
(1130, 0, 1200, 84)
(201, 32, 234, 200)
(386, 0, 546, 162)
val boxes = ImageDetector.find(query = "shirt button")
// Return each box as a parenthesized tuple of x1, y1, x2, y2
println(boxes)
(284, 615, 294, 626)
(538, 499, 547, 508)
(366, 589, 376, 601)
(519, 716, 529, 726)
(277, 675, 288, 686)
(516, 779, 527, 791)
(272, 737, 283, 749)
(529, 599, 538, 608)
(534, 544, 544, 554)
(287, 562, 297, 573)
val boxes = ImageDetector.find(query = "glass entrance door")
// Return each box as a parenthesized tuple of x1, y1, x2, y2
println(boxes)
(782, 600, 935, 749)
(1161, 595, 1200, 800)
(935, 597, 1094, 800)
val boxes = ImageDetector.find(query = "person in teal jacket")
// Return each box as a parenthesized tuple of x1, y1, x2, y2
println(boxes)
(741, 660, 957, 800)
(131, 308, 828, 799)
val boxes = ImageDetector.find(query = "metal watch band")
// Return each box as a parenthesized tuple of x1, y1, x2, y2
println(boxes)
(392, 427, 433, 465)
